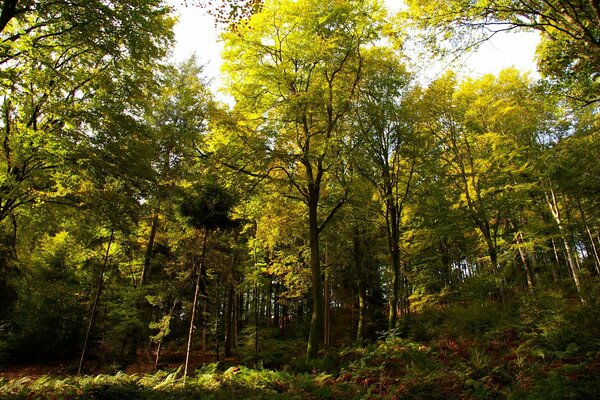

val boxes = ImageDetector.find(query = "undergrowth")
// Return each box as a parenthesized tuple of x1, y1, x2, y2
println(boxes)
(2, 290, 599, 399)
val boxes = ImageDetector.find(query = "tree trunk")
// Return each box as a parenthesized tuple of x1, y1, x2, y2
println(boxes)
(324, 266, 331, 349)
(515, 231, 535, 291)
(234, 292, 241, 349)
(306, 189, 323, 359)
(266, 279, 272, 327)
(224, 280, 234, 357)
(576, 196, 600, 275)
(388, 204, 401, 331)
(78, 229, 114, 375)
(254, 271, 259, 354)
(154, 340, 162, 372)
(273, 282, 280, 330)
(215, 279, 221, 362)
(550, 238, 563, 281)
(0, 0, 18, 34)
(545, 186, 585, 303)
(125, 212, 160, 367)
(354, 227, 365, 346)
(184, 229, 209, 379)
(200, 267, 208, 352)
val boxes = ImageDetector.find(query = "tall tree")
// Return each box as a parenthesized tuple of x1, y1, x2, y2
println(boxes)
(417, 70, 551, 292)
(352, 47, 419, 329)
(180, 181, 237, 378)
(141, 56, 213, 284)
(0, 0, 174, 301)
(221, 0, 386, 358)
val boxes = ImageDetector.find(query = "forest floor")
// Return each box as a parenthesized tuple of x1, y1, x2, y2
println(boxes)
(1, 296, 600, 399)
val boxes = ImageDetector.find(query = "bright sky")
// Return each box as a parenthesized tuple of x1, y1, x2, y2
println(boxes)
(166, 1, 540, 91)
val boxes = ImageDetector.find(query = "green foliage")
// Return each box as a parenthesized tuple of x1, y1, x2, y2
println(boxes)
(0, 1, 599, 399)
(405, 0, 600, 103)
(0, 232, 87, 362)
(1, 295, 600, 399)
(0, 367, 365, 400)
(179, 181, 237, 231)
(517, 291, 600, 359)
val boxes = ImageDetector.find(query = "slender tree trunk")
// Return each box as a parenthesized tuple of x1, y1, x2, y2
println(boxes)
(224, 280, 234, 357)
(306, 189, 323, 359)
(545, 186, 585, 303)
(266, 279, 272, 327)
(238, 292, 243, 345)
(254, 280, 259, 354)
(184, 260, 201, 380)
(276, 283, 282, 330)
(234, 292, 240, 349)
(184, 229, 209, 379)
(564, 200, 584, 272)
(281, 303, 287, 337)
(324, 267, 331, 349)
(515, 232, 535, 291)
(200, 272, 208, 352)
(481, 228, 507, 307)
(254, 242, 259, 354)
(388, 204, 401, 331)
(215, 279, 221, 362)
(576, 196, 600, 275)
(154, 340, 162, 371)
(482, 232, 498, 272)
(354, 227, 366, 346)
(551, 238, 563, 280)
(78, 230, 114, 375)
(126, 213, 160, 366)
(403, 274, 411, 315)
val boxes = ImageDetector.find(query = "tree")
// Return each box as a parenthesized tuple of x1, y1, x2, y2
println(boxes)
(405, 0, 600, 104)
(141, 56, 214, 284)
(180, 180, 237, 378)
(0, 0, 173, 221)
(221, 0, 386, 358)
(417, 70, 550, 294)
(352, 47, 420, 329)
(0, 0, 174, 304)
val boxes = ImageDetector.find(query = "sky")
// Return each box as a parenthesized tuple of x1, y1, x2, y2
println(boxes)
(166, 1, 540, 93)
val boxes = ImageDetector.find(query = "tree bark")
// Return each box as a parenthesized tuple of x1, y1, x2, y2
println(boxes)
(388, 203, 401, 331)
(266, 279, 272, 327)
(224, 280, 234, 357)
(576, 196, 600, 275)
(154, 340, 162, 371)
(545, 186, 585, 303)
(215, 279, 221, 362)
(0, 0, 18, 34)
(324, 266, 330, 349)
(550, 238, 562, 281)
(354, 227, 366, 346)
(306, 188, 323, 359)
(78, 229, 114, 375)
(200, 260, 209, 352)
(184, 229, 209, 379)
(515, 231, 535, 291)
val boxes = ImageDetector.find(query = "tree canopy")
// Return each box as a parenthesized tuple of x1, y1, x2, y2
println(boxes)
(0, 1, 599, 398)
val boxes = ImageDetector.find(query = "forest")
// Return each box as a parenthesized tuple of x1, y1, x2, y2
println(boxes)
(0, 0, 599, 398)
